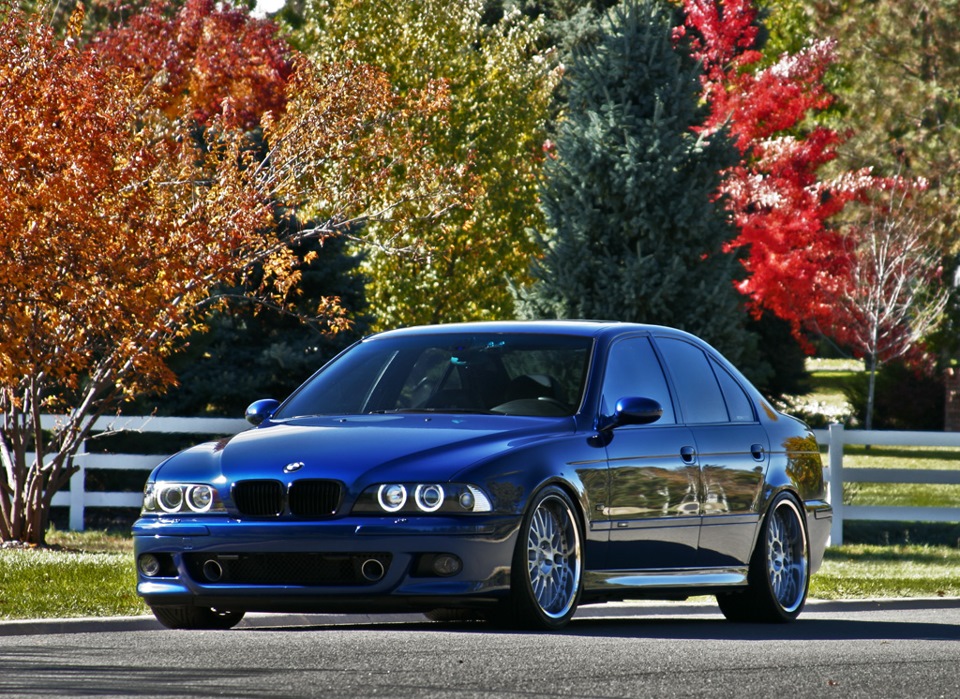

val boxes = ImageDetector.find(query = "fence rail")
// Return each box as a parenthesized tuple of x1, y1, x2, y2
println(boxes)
(36, 415, 248, 531)
(27, 417, 960, 538)
(813, 424, 960, 545)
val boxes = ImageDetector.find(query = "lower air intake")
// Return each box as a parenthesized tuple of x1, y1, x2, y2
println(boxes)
(184, 552, 392, 586)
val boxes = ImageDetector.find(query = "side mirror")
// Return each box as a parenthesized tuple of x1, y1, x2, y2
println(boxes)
(600, 396, 663, 432)
(245, 399, 280, 426)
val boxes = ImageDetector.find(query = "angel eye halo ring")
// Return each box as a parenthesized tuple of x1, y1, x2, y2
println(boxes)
(378, 484, 407, 512)
(415, 484, 444, 512)
(142, 482, 222, 515)
(364, 483, 491, 514)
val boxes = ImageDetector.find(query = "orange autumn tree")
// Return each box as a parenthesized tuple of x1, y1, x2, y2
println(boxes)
(0, 4, 459, 545)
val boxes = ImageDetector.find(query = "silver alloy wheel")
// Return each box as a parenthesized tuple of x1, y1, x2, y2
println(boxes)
(525, 493, 581, 619)
(765, 497, 808, 614)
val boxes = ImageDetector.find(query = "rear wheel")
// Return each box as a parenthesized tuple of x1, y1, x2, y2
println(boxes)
(151, 605, 245, 630)
(502, 486, 583, 630)
(718, 492, 809, 623)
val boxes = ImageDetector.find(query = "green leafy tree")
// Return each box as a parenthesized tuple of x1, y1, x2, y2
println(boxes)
(794, 0, 960, 251)
(517, 0, 758, 367)
(285, 0, 557, 329)
(499, 0, 619, 61)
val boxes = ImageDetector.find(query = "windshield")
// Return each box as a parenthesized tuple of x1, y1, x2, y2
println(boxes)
(274, 333, 593, 418)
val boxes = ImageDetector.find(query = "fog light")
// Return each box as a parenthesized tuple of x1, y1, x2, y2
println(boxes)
(138, 554, 162, 577)
(432, 554, 462, 577)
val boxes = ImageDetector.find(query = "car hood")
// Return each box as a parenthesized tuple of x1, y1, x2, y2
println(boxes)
(154, 414, 573, 485)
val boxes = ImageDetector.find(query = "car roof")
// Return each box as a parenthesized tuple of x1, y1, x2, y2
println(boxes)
(369, 320, 695, 342)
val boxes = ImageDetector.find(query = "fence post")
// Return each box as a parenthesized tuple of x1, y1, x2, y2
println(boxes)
(69, 440, 86, 532)
(828, 422, 845, 546)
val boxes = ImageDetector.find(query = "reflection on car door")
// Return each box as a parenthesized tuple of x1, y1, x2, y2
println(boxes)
(654, 336, 769, 567)
(600, 336, 700, 570)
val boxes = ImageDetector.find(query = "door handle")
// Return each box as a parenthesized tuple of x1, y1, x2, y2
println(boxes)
(751, 443, 765, 461)
(680, 446, 697, 464)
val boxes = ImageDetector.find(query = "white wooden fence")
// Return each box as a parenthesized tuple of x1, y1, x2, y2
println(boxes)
(28, 417, 960, 539)
(813, 424, 960, 545)
(39, 415, 248, 531)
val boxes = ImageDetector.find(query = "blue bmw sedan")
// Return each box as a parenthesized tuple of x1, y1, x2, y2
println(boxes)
(134, 321, 832, 630)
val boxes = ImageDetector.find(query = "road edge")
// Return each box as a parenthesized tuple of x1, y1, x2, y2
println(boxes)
(4, 597, 960, 637)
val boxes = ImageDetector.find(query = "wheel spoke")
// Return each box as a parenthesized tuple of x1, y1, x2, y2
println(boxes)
(524, 495, 581, 618)
(765, 499, 808, 613)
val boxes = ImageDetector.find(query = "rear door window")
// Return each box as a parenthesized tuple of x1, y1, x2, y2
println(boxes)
(654, 337, 727, 425)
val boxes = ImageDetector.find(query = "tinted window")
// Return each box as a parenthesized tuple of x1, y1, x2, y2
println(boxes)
(712, 358, 756, 422)
(601, 336, 675, 424)
(275, 333, 592, 418)
(655, 337, 727, 424)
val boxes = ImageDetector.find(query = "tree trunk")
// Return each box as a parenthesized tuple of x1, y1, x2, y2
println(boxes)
(865, 354, 878, 432)
(2, 410, 83, 546)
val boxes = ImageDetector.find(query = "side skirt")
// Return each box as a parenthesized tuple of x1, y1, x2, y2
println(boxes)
(584, 566, 749, 593)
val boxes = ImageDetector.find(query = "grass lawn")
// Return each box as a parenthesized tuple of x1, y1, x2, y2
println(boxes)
(1, 528, 959, 621)
(811, 544, 960, 599)
(779, 356, 861, 426)
(0, 531, 146, 620)
(840, 445, 960, 509)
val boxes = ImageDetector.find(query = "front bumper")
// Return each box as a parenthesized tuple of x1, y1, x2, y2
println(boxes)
(133, 514, 521, 613)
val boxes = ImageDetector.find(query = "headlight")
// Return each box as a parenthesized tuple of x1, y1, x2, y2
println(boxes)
(186, 485, 214, 513)
(378, 484, 407, 512)
(141, 482, 225, 515)
(415, 484, 444, 512)
(357, 483, 493, 514)
(157, 484, 185, 513)
(460, 485, 491, 512)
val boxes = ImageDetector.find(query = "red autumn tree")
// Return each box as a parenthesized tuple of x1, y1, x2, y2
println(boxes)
(0, 4, 459, 545)
(679, 0, 884, 349)
(89, 0, 293, 130)
(680, 1, 947, 427)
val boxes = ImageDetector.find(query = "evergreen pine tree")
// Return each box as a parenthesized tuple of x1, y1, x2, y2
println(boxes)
(517, 0, 757, 366)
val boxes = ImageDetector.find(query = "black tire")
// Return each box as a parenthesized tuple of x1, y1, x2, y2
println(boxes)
(718, 492, 810, 623)
(502, 485, 583, 630)
(151, 605, 245, 630)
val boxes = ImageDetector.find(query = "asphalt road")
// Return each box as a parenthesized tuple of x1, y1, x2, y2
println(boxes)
(2, 599, 960, 698)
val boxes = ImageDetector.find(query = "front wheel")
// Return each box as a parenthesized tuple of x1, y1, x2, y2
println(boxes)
(151, 605, 245, 630)
(718, 492, 809, 623)
(502, 486, 583, 630)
